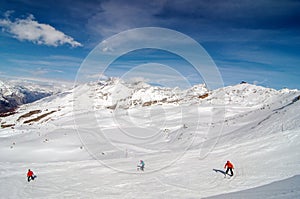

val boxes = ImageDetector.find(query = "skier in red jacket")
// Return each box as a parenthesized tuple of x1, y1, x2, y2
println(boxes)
(224, 160, 234, 176)
(27, 169, 35, 182)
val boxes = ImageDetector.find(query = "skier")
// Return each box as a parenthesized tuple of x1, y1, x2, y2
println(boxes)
(137, 160, 145, 171)
(224, 160, 234, 176)
(27, 169, 35, 182)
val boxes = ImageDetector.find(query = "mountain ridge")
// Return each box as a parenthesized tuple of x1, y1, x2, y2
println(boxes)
(1, 78, 299, 130)
(0, 79, 65, 114)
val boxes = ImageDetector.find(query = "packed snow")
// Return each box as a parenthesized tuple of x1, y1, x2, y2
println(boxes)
(0, 79, 299, 198)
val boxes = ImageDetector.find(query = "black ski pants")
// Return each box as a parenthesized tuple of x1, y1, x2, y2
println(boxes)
(28, 176, 34, 182)
(226, 168, 233, 176)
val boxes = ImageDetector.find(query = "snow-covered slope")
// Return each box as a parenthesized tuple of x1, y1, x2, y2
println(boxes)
(0, 79, 299, 198)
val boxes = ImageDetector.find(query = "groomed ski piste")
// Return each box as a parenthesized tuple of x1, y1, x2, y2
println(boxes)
(0, 79, 299, 198)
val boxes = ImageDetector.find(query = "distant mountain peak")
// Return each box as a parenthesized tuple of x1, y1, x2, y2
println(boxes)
(0, 79, 64, 113)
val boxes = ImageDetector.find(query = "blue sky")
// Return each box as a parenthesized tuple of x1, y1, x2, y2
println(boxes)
(0, 0, 299, 89)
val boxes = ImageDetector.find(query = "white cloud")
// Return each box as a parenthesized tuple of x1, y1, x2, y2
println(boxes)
(0, 12, 82, 47)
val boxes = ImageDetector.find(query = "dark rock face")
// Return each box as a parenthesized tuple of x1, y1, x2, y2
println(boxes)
(0, 100, 12, 113)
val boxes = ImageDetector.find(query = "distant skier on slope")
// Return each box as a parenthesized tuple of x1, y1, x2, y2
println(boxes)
(137, 160, 145, 171)
(27, 169, 35, 182)
(224, 160, 234, 176)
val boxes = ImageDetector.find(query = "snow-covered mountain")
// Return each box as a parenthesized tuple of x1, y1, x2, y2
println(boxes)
(0, 79, 299, 198)
(79, 78, 209, 109)
(0, 79, 66, 114)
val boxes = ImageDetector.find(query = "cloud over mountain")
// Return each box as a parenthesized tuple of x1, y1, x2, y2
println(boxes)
(0, 12, 82, 47)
